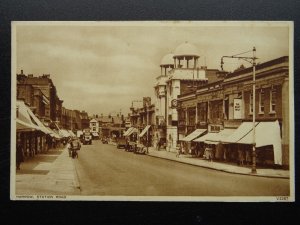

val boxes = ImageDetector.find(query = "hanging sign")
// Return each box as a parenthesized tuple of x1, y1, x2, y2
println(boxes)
(233, 98, 242, 119)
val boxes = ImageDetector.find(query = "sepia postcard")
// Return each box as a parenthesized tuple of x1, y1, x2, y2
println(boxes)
(10, 21, 294, 201)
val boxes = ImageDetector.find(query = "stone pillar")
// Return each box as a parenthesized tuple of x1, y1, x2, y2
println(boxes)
(281, 78, 289, 168)
(185, 107, 188, 135)
(195, 104, 198, 125)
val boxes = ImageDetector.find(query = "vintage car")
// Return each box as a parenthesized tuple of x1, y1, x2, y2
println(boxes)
(102, 137, 108, 144)
(116, 137, 127, 149)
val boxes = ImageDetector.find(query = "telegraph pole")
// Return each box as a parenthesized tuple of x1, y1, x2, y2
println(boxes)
(221, 47, 258, 174)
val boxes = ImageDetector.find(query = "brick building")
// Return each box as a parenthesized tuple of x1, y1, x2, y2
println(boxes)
(17, 70, 62, 125)
(177, 56, 290, 168)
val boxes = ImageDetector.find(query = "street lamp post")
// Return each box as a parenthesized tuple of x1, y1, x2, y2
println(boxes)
(221, 47, 257, 174)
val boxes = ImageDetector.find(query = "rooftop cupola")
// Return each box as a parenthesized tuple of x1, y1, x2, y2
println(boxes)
(173, 42, 200, 69)
(160, 53, 174, 76)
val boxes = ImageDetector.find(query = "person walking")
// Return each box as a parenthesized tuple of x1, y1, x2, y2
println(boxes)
(67, 139, 72, 157)
(16, 142, 24, 170)
(238, 148, 245, 166)
(245, 149, 251, 165)
(176, 142, 182, 158)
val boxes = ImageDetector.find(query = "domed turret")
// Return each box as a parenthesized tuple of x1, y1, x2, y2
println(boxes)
(160, 53, 174, 66)
(160, 53, 174, 76)
(173, 42, 200, 69)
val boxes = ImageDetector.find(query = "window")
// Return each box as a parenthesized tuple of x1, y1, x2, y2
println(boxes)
(210, 100, 223, 122)
(249, 92, 253, 114)
(188, 107, 196, 126)
(270, 88, 276, 113)
(259, 89, 265, 113)
(197, 102, 207, 123)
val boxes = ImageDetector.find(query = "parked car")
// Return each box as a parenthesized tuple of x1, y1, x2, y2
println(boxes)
(116, 137, 127, 149)
(134, 143, 148, 154)
(102, 137, 108, 144)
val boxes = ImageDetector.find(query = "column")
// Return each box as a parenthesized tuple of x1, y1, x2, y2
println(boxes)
(195, 104, 198, 126)
(185, 107, 188, 135)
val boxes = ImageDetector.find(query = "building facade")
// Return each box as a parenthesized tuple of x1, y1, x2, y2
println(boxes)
(153, 42, 220, 151)
(129, 97, 155, 146)
(177, 56, 289, 168)
(17, 70, 62, 125)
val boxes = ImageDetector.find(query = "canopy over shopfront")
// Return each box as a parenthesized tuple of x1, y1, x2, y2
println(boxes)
(59, 129, 71, 138)
(16, 118, 40, 132)
(139, 125, 151, 137)
(223, 121, 282, 165)
(26, 106, 51, 134)
(181, 129, 207, 142)
(16, 100, 48, 133)
(123, 127, 133, 136)
(123, 127, 138, 137)
(77, 130, 83, 138)
(223, 122, 259, 143)
(51, 129, 62, 139)
(68, 130, 76, 137)
(194, 132, 219, 143)
(204, 128, 236, 144)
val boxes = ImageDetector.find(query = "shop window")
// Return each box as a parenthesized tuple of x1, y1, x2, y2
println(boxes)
(188, 107, 196, 126)
(197, 102, 207, 123)
(210, 100, 223, 121)
(259, 89, 265, 114)
(270, 88, 276, 113)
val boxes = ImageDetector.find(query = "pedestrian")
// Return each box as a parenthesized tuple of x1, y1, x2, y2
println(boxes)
(245, 149, 251, 165)
(156, 139, 161, 151)
(176, 142, 182, 157)
(67, 140, 72, 157)
(238, 148, 245, 166)
(16, 142, 24, 170)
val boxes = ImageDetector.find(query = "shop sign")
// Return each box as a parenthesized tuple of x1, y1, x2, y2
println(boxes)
(233, 98, 242, 119)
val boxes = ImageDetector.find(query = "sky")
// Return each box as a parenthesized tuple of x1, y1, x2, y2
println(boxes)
(14, 21, 290, 116)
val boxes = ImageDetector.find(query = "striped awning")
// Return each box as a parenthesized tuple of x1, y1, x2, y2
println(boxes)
(138, 125, 151, 137)
(181, 129, 207, 142)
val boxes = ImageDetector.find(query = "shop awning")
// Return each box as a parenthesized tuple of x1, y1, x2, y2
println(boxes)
(16, 119, 39, 132)
(181, 129, 207, 142)
(52, 129, 62, 139)
(123, 127, 134, 136)
(139, 125, 151, 137)
(205, 128, 236, 143)
(92, 132, 99, 137)
(236, 121, 282, 165)
(59, 129, 71, 138)
(16, 101, 48, 133)
(223, 122, 259, 143)
(126, 127, 138, 137)
(68, 130, 76, 137)
(193, 132, 219, 143)
(222, 121, 282, 165)
(77, 130, 83, 137)
(42, 95, 50, 105)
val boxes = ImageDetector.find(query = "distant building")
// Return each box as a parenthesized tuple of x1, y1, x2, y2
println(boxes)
(17, 70, 63, 125)
(129, 97, 155, 146)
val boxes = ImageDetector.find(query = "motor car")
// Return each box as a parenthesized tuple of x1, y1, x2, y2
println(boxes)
(102, 137, 108, 144)
(134, 143, 148, 154)
(116, 137, 127, 149)
(83, 135, 92, 145)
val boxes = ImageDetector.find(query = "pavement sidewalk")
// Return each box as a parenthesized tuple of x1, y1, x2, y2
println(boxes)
(15, 147, 80, 196)
(147, 147, 290, 179)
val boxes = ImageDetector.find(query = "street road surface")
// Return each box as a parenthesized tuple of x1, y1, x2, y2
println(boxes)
(74, 140, 289, 196)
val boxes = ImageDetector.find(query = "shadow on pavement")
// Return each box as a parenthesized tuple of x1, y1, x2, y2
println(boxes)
(16, 169, 49, 175)
(17, 149, 64, 172)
